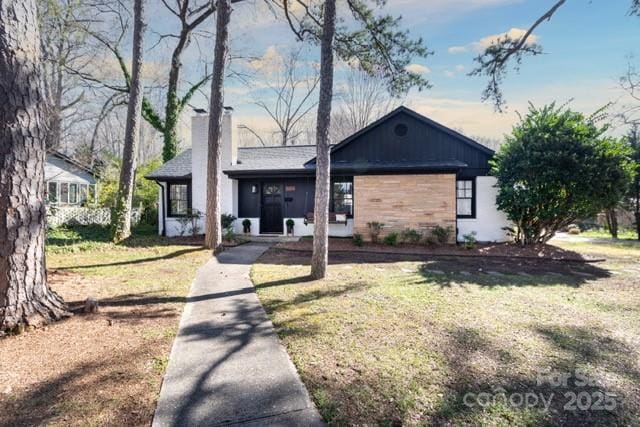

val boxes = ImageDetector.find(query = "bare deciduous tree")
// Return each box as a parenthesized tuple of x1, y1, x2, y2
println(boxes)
(77, 0, 219, 162)
(332, 68, 399, 141)
(249, 46, 320, 145)
(620, 60, 640, 125)
(38, 0, 97, 150)
(155, 0, 217, 161)
(111, 0, 146, 243)
(1, 0, 71, 334)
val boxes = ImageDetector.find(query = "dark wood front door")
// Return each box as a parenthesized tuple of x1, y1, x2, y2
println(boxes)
(260, 183, 283, 233)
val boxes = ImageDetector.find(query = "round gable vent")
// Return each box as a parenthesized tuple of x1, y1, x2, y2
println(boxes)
(394, 123, 408, 137)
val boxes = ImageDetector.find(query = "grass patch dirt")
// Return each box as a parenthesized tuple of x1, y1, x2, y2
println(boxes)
(252, 241, 640, 426)
(579, 229, 638, 240)
(0, 226, 210, 427)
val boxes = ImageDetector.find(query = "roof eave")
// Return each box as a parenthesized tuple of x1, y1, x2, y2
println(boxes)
(224, 163, 466, 178)
(144, 174, 192, 181)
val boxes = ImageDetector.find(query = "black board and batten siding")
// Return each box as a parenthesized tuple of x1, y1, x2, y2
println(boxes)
(326, 108, 493, 179)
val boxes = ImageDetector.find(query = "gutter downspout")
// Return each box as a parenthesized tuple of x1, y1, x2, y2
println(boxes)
(155, 181, 166, 236)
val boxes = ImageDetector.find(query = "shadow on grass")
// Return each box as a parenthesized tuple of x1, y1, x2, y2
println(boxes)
(67, 288, 257, 312)
(257, 248, 612, 288)
(251, 248, 636, 424)
(253, 274, 315, 288)
(296, 323, 639, 425)
(427, 325, 639, 426)
(57, 247, 202, 270)
(257, 281, 370, 313)
(0, 343, 162, 427)
(414, 257, 611, 288)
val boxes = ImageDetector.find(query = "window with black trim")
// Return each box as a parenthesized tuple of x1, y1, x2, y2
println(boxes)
(331, 180, 353, 216)
(168, 183, 190, 216)
(456, 179, 474, 217)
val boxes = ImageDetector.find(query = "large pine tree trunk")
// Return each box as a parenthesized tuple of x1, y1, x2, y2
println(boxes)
(111, 0, 146, 243)
(310, 0, 337, 279)
(0, 0, 70, 334)
(204, 0, 231, 252)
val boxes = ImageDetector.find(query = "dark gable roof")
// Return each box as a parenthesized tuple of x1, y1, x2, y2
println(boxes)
(145, 149, 192, 180)
(306, 106, 494, 166)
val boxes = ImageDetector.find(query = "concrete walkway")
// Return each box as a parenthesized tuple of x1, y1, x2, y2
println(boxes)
(153, 243, 323, 427)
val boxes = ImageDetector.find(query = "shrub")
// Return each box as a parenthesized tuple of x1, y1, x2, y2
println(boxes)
(383, 232, 399, 246)
(223, 227, 235, 242)
(492, 103, 634, 244)
(221, 213, 237, 230)
(176, 209, 202, 236)
(367, 221, 384, 243)
(353, 233, 364, 246)
(462, 231, 477, 249)
(567, 225, 581, 235)
(400, 228, 422, 244)
(99, 157, 161, 225)
(242, 218, 251, 233)
(423, 234, 437, 245)
(431, 225, 453, 244)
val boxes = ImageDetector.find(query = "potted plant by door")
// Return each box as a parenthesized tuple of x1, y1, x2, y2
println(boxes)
(286, 218, 295, 236)
(242, 218, 251, 234)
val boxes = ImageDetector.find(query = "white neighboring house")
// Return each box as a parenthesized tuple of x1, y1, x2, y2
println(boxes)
(147, 106, 512, 242)
(45, 150, 99, 207)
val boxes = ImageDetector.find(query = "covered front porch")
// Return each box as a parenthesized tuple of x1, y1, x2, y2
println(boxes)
(232, 176, 354, 237)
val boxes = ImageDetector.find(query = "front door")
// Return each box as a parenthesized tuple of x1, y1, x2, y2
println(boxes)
(260, 183, 283, 233)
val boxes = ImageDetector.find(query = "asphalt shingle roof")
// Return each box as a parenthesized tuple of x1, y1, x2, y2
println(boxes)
(227, 145, 317, 171)
(146, 145, 318, 179)
(145, 149, 192, 179)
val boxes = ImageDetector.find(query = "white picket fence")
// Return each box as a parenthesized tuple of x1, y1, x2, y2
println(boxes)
(47, 206, 142, 227)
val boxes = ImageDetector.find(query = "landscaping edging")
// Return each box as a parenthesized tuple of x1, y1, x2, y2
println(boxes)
(272, 246, 606, 263)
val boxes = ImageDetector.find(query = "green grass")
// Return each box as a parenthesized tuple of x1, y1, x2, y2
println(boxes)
(579, 228, 638, 240)
(252, 242, 640, 425)
(46, 223, 159, 254)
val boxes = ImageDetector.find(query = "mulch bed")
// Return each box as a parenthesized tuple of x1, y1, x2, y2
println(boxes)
(275, 238, 604, 262)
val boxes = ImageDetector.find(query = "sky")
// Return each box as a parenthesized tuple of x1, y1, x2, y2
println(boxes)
(158, 0, 640, 142)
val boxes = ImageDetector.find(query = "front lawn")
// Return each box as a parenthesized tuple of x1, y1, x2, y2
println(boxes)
(252, 241, 640, 425)
(579, 228, 638, 240)
(0, 226, 210, 426)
